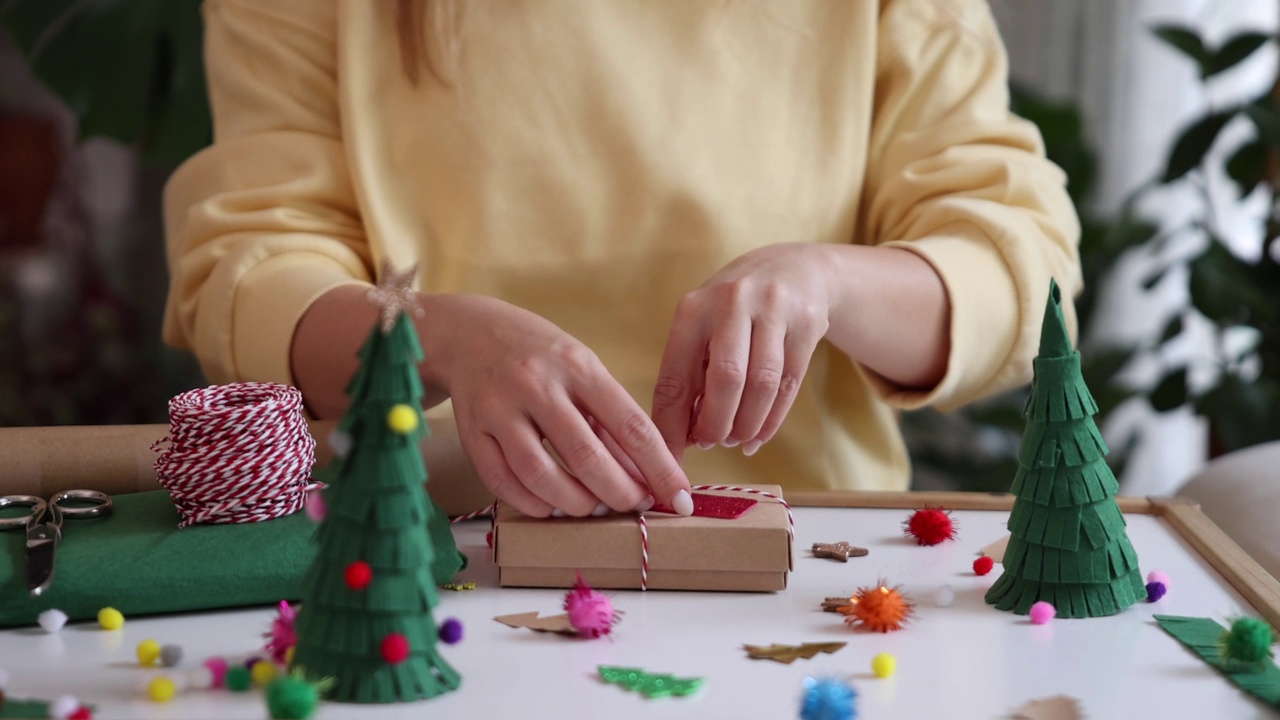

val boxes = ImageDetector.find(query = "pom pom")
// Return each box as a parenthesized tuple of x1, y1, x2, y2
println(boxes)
(1220, 617, 1275, 666)
(38, 609, 68, 633)
(264, 601, 298, 664)
(871, 653, 896, 678)
(800, 676, 857, 720)
(973, 556, 994, 576)
(1029, 601, 1056, 625)
(439, 618, 464, 645)
(381, 633, 410, 664)
(1147, 569, 1171, 589)
(486, 530, 494, 549)
(1145, 581, 1167, 603)
(243, 656, 264, 669)
(252, 660, 278, 687)
(136, 639, 161, 667)
(187, 666, 215, 690)
(844, 582, 914, 633)
(563, 573, 619, 638)
(160, 644, 183, 668)
(285, 646, 295, 666)
(68, 708, 92, 720)
(386, 404, 421, 434)
(304, 490, 326, 522)
(97, 607, 124, 630)
(934, 585, 955, 607)
(903, 507, 956, 546)
(343, 561, 373, 590)
(203, 657, 229, 688)
(225, 666, 253, 692)
(327, 428, 352, 458)
(147, 677, 177, 703)
(49, 695, 79, 720)
(266, 674, 321, 720)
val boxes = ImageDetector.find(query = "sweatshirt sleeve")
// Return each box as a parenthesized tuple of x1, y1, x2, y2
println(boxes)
(162, 0, 372, 385)
(858, 0, 1082, 411)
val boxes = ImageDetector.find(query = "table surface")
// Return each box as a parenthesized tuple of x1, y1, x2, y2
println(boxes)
(1, 505, 1271, 719)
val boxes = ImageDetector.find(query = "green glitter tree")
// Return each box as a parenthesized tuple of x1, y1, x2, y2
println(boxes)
(292, 267, 464, 702)
(985, 280, 1146, 618)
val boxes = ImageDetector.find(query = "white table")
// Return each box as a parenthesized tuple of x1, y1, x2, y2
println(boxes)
(1, 505, 1269, 718)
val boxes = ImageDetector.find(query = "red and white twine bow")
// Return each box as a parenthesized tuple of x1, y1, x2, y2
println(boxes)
(455, 485, 794, 591)
(152, 383, 318, 527)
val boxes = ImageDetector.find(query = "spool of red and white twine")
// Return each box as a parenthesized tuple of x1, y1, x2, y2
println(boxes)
(454, 485, 794, 591)
(152, 383, 318, 528)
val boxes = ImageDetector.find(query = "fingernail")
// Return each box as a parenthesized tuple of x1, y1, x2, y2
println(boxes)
(635, 496, 655, 512)
(591, 502, 610, 517)
(743, 440, 763, 456)
(722, 439, 740, 448)
(696, 441, 715, 450)
(672, 489, 694, 517)
(551, 508, 567, 518)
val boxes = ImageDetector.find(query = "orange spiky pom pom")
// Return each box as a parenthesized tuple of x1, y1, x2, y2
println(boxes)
(842, 581, 914, 633)
(903, 506, 956, 546)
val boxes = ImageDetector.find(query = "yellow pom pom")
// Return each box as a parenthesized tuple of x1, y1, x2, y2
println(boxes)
(386, 404, 420, 434)
(147, 676, 177, 702)
(98, 607, 124, 630)
(871, 652, 896, 678)
(136, 639, 161, 667)
(284, 646, 295, 666)
(251, 660, 278, 687)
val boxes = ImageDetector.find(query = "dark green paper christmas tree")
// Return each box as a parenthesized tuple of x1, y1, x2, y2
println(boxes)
(291, 265, 465, 702)
(985, 280, 1146, 618)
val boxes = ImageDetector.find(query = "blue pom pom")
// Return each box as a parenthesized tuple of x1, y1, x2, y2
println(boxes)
(1146, 581, 1167, 602)
(800, 677, 856, 720)
(439, 617, 464, 645)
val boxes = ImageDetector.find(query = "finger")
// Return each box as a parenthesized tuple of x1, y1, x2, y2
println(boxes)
(753, 327, 822, 446)
(534, 398, 647, 513)
(586, 380, 691, 512)
(589, 416, 646, 485)
(465, 431, 554, 518)
(730, 319, 784, 444)
(691, 315, 751, 445)
(495, 420, 598, 516)
(652, 302, 708, 462)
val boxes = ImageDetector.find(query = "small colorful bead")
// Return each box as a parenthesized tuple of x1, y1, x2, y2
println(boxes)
(147, 677, 176, 703)
(1029, 601, 1056, 625)
(871, 653, 897, 678)
(97, 607, 124, 630)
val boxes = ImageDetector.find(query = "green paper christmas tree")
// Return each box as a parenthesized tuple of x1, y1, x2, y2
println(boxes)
(598, 666, 705, 698)
(985, 280, 1146, 618)
(291, 265, 465, 703)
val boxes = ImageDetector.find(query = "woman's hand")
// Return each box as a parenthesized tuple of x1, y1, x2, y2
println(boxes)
(651, 244, 834, 461)
(424, 294, 692, 518)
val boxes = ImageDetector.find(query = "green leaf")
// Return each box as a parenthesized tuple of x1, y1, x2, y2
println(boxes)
(1188, 242, 1273, 324)
(1206, 32, 1272, 78)
(1197, 375, 1280, 452)
(1225, 139, 1267, 198)
(146, 1, 211, 162)
(1164, 111, 1237, 182)
(1158, 314, 1184, 343)
(1152, 25, 1210, 72)
(1150, 368, 1188, 413)
(1245, 98, 1280, 147)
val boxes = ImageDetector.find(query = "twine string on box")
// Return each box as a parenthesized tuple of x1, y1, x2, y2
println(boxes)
(152, 383, 319, 528)
(454, 485, 794, 591)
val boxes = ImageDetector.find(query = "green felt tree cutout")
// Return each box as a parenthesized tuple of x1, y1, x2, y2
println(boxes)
(985, 280, 1146, 618)
(291, 264, 464, 703)
(598, 666, 705, 698)
(1154, 615, 1280, 706)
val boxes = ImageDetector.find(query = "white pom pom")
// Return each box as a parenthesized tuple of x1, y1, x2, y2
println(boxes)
(935, 585, 956, 607)
(186, 666, 215, 690)
(38, 609, 68, 633)
(328, 429, 353, 458)
(49, 695, 79, 720)
(0, 667, 9, 690)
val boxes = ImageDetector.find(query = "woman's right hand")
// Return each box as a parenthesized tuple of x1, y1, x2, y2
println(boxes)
(421, 294, 693, 518)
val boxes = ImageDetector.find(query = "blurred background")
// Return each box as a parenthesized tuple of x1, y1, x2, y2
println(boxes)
(0, 0, 1277, 497)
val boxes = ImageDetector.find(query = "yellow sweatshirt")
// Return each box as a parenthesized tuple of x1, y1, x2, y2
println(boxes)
(163, 0, 1080, 492)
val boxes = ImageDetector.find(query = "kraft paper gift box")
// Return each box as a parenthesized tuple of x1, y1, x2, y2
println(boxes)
(493, 485, 793, 592)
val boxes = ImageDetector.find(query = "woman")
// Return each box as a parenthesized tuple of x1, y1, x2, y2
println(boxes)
(163, 0, 1080, 519)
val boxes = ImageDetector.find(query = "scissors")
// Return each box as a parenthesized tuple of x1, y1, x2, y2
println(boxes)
(0, 490, 113, 596)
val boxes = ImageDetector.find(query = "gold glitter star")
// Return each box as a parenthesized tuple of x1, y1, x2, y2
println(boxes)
(811, 541, 868, 562)
(366, 261, 422, 332)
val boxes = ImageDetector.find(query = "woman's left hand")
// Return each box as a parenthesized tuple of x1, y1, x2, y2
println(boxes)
(651, 243, 834, 461)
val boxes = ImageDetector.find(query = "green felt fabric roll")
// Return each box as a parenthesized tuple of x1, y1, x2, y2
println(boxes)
(0, 490, 464, 629)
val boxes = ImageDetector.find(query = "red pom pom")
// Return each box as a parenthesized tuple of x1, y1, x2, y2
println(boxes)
(69, 709, 93, 720)
(380, 633, 410, 664)
(344, 561, 373, 590)
(973, 556, 994, 576)
(903, 507, 956, 546)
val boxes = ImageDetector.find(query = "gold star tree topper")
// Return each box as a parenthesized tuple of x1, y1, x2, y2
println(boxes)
(366, 261, 422, 332)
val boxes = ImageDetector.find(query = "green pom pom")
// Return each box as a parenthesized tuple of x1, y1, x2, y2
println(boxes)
(266, 676, 319, 720)
(225, 666, 253, 692)
(1220, 617, 1276, 666)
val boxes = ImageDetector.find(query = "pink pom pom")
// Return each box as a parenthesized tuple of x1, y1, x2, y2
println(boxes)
(1147, 569, 1170, 589)
(304, 491, 326, 522)
(203, 657, 229, 688)
(263, 601, 297, 664)
(1029, 601, 1056, 625)
(563, 573, 619, 638)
